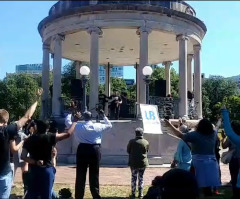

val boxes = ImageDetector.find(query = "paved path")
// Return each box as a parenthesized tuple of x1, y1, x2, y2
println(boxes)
(14, 163, 230, 186)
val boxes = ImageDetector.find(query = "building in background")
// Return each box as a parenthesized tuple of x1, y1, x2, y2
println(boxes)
(16, 64, 43, 74)
(124, 79, 135, 86)
(99, 66, 123, 84)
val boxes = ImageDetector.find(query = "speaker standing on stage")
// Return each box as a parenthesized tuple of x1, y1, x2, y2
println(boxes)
(65, 110, 112, 199)
(98, 90, 108, 112)
(109, 90, 122, 120)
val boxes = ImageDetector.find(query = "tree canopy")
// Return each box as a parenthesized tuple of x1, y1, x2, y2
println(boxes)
(2, 63, 240, 122)
(0, 74, 41, 121)
(202, 76, 239, 121)
(150, 67, 179, 97)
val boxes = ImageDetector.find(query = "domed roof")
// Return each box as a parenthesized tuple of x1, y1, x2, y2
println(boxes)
(38, 0, 206, 38)
(48, 1, 196, 17)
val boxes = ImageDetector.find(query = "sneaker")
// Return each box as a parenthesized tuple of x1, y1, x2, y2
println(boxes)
(138, 194, 144, 198)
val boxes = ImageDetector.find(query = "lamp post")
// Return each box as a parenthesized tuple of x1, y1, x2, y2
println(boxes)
(142, 66, 153, 104)
(80, 66, 90, 112)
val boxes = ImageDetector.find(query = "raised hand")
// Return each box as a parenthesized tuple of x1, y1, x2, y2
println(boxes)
(73, 112, 81, 122)
(164, 119, 172, 127)
(178, 118, 182, 124)
(37, 88, 43, 97)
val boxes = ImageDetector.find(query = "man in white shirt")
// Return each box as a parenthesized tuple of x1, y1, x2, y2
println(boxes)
(65, 110, 112, 199)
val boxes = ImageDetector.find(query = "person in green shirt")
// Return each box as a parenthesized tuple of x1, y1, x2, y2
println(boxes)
(127, 128, 149, 198)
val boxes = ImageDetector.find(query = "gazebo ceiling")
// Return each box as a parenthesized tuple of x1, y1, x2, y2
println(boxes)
(50, 28, 196, 66)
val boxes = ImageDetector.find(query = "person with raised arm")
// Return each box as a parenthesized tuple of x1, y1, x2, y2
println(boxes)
(221, 105, 240, 199)
(65, 109, 112, 199)
(0, 88, 42, 199)
(21, 112, 81, 199)
(165, 118, 220, 196)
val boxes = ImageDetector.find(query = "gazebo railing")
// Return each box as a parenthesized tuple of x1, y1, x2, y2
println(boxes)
(149, 96, 179, 119)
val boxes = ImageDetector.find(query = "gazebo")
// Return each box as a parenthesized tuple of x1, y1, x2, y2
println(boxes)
(38, 0, 207, 164)
(38, 0, 207, 120)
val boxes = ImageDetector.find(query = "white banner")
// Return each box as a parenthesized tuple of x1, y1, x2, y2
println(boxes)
(140, 104, 162, 134)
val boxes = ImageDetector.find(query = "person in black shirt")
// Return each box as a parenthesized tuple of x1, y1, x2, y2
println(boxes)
(98, 90, 108, 113)
(0, 88, 43, 199)
(21, 114, 80, 199)
(109, 90, 122, 120)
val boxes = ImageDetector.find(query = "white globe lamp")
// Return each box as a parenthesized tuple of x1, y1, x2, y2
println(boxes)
(80, 65, 90, 76)
(142, 65, 153, 76)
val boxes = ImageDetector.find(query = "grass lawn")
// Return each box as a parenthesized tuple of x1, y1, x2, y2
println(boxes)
(10, 183, 232, 199)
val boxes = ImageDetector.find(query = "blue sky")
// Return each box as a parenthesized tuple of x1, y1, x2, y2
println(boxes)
(0, 1, 240, 80)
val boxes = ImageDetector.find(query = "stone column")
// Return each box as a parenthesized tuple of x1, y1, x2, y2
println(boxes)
(41, 43, 50, 120)
(134, 63, 140, 116)
(177, 34, 189, 117)
(137, 27, 152, 104)
(87, 26, 102, 113)
(104, 63, 111, 115)
(194, 44, 202, 119)
(187, 54, 194, 92)
(134, 63, 139, 103)
(163, 61, 172, 96)
(52, 34, 64, 117)
(105, 63, 111, 97)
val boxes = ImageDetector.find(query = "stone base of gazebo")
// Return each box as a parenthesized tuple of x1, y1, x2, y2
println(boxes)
(56, 119, 199, 165)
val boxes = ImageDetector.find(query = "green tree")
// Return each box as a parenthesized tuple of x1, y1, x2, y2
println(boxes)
(110, 77, 127, 93)
(127, 84, 136, 100)
(170, 68, 179, 98)
(223, 95, 240, 120)
(202, 76, 239, 121)
(62, 61, 77, 100)
(0, 74, 40, 120)
(150, 67, 179, 97)
(202, 86, 211, 119)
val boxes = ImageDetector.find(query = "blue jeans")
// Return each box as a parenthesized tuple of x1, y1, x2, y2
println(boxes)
(0, 170, 13, 199)
(52, 189, 58, 199)
(26, 166, 55, 199)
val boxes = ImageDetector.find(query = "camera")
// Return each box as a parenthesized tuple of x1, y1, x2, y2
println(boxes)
(48, 119, 58, 134)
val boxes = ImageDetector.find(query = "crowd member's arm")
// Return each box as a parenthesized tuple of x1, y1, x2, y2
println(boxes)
(21, 148, 43, 166)
(221, 108, 240, 146)
(10, 139, 24, 153)
(17, 88, 43, 129)
(164, 119, 184, 139)
(56, 112, 81, 142)
(215, 118, 222, 132)
(65, 113, 72, 129)
(100, 110, 112, 131)
(52, 147, 57, 168)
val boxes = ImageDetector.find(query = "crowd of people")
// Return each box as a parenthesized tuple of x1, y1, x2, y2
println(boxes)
(1, 88, 240, 199)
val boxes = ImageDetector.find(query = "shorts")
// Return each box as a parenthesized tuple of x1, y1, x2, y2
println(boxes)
(0, 170, 13, 199)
